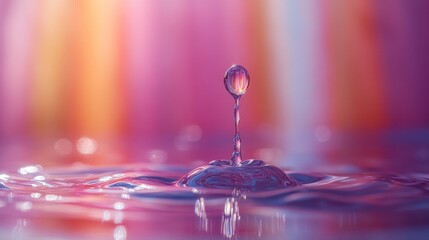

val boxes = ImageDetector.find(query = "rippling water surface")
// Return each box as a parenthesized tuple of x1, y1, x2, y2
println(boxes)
(1, 164, 429, 239)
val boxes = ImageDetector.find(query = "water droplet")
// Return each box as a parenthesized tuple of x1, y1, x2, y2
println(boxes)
(224, 65, 250, 98)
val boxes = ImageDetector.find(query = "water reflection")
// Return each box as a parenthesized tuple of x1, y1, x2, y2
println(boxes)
(221, 197, 240, 239)
(113, 211, 124, 224)
(114, 202, 125, 210)
(45, 194, 61, 201)
(12, 219, 28, 240)
(195, 197, 208, 232)
(114, 225, 127, 240)
(15, 201, 32, 212)
(194, 197, 240, 238)
(102, 210, 111, 222)
(18, 165, 41, 175)
(193, 192, 292, 239)
(33, 175, 45, 181)
(121, 193, 130, 199)
(30, 192, 41, 199)
(0, 174, 10, 181)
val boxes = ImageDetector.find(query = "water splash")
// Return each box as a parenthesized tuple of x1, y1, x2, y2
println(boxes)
(178, 159, 298, 190)
(177, 65, 298, 190)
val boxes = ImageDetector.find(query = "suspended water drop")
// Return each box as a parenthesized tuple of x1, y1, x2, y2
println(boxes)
(224, 65, 250, 98)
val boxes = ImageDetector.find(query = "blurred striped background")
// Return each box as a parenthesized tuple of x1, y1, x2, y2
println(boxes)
(0, 0, 428, 169)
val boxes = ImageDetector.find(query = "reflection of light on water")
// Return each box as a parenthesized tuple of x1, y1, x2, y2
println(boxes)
(102, 210, 111, 222)
(102, 210, 124, 224)
(113, 173, 125, 178)
(18, 165, 41, 175)
(113, 211, 124, 224)
(114, 225, 127, 240)
(195, 197, 208, 232)
(195, 198, 206, 217)
(0, 174, 10, 181)
(12, 219, 28, 239)
(99, 175, 113, 182)
(114, 202, 125, 211)
(33, 175, 45, 181)
(15, 201, 32, 212)
(135, 183, 155, 190)
(30, 192, 41, 199)
(45, 194, 61, 201)
(76, 137, 98, 155)
(221, 197, 240, 239)
(54, 138, 73, 155)
(194, 192, 248, 237)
